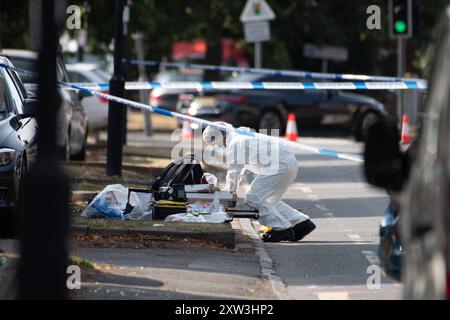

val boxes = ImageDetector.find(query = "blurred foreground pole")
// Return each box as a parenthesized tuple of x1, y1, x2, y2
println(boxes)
(122, 0, 132, 145)
(133, 33, 152, 136)
(19, 0, 70, 299)
(107, 0, 125, 176)
(396, 38, 405, 123)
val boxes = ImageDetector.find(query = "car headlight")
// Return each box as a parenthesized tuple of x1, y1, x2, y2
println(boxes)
(0, 148, 16, 166)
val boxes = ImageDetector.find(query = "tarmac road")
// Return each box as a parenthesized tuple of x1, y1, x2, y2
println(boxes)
(254, 136, 403, 300)
(0, 133, 403, 300)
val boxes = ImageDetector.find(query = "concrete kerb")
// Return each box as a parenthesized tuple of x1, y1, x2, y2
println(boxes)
(238, 219, 292, 300)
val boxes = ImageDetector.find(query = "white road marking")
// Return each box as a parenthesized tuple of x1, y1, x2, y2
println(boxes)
(307, 194, 320, 201)
(315, 204, 328, 211)
(362, 250, 380, 265)
(301, 187, 313, 193)
(317, 291, 350, 300)
(324, 212, 335, 218)
(348, 234, 362, 241)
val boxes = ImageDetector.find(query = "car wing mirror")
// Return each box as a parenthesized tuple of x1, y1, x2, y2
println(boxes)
(364, 117, 404, 191)
(18, 98, 39, 119)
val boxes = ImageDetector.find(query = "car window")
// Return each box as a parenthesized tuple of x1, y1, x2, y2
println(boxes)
(56, 56, 71, 82)
(91, 68, 111, 82)
(68, 71, 89, 83)
(227, 73, 263, 82)
(0, 69, 23, 114)
(0, 73, 8, 114)
(5, 56, 38, 83)
(6, 69, 28, 100)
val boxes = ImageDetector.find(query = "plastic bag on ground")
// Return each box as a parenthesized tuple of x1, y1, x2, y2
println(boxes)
(81, 184, 142, 219)
(168, 200, 231, 223)
(164, 213, 207, 223)
(124, 191, 153, 220)
(202, 212, 229, 223)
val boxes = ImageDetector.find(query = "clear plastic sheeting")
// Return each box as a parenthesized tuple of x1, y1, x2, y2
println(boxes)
(164, 200, 231, 223)
(164, 212, 229, 223)
(164, 213, 207, 223)
(81, 184, 147, 219)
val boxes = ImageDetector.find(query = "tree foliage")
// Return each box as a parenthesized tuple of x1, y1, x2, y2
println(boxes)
(1, 0, 449, 78)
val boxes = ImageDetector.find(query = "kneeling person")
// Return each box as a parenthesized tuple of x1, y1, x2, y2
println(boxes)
(202, 122, 316, 242)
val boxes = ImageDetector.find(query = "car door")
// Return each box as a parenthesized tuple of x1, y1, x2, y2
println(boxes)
(57, 59, 87, 154)
(2, 68, 38, 166)
(314, 91, 356, 126)
(264, 75, 327, 122)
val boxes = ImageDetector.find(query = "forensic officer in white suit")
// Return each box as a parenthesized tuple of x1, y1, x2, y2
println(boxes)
(203, 122, 316, 242)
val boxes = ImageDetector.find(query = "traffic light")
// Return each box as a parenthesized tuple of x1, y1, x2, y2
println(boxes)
(389, 0, 413, 39)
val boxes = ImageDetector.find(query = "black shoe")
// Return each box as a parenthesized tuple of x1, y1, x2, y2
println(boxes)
(261, 228, 296, 242)
(292, 220, 316, 241)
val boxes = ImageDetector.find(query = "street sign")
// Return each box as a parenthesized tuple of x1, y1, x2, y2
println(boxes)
(240, 0, 276, 23)
(303, 43, 349, 62)
(240, 0, 276, 68)
(244, 21, 271, 43)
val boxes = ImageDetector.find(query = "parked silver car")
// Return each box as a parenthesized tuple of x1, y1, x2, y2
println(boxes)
(66, 63, 110, 132)
(1, 49, 88, 160)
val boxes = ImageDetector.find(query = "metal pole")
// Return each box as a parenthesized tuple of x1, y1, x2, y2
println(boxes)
(254, 42, 262, 68)
(321, 59, 328, 73)
(19, 0, 70, 299)
(134, 32, 152, 136)
(106, 0, 125, 176)
(396, 38, 405, 124)
(122, 0, 131, 146)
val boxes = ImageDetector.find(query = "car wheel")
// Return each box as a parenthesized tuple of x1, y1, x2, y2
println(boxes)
(70, 132, 87, 161)
(356, 111, 379, 142)
(64, 134, 71, 161)
(258, 110, 283, 136)
(0, 158, 26, 238)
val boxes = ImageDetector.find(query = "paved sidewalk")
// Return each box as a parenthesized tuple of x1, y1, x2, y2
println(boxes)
(73, 219, 276, 300)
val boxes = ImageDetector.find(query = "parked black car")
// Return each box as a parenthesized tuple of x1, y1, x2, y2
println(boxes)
(149, 70, 203, 112)
(0, 56, 39, 236)
(0, 49, 88, 160)
(178, 73, 388, 141)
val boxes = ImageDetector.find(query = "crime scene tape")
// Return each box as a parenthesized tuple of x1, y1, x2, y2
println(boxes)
(0, 62, 364, 162)
(64, 81, 364, 163)
(1, 63, 427, 91)
(26, 80, 428, 91)
(124, 59, 426, 83)
(81, 80, 427, 91)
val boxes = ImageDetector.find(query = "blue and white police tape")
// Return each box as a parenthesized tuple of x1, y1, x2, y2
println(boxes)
(124, 59, 426, 83)
(0, 62, 37, 78)
(0, 62, 363, 162)
(50, 80, 428, 91)
(62, 82, 364, 163)
(1, 62, 427, 91)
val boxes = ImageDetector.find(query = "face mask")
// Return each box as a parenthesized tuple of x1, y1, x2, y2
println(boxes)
(213, 145, 225, 155)
(214, 145, 225, 154)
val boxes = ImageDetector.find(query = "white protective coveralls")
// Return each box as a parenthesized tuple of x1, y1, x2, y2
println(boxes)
(204, 124, 310, 230)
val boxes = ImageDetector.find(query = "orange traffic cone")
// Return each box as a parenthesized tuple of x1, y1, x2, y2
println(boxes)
(285, 113, 298, 141)
(401, 114, 411, 144)
(180, 120, 193, 141)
